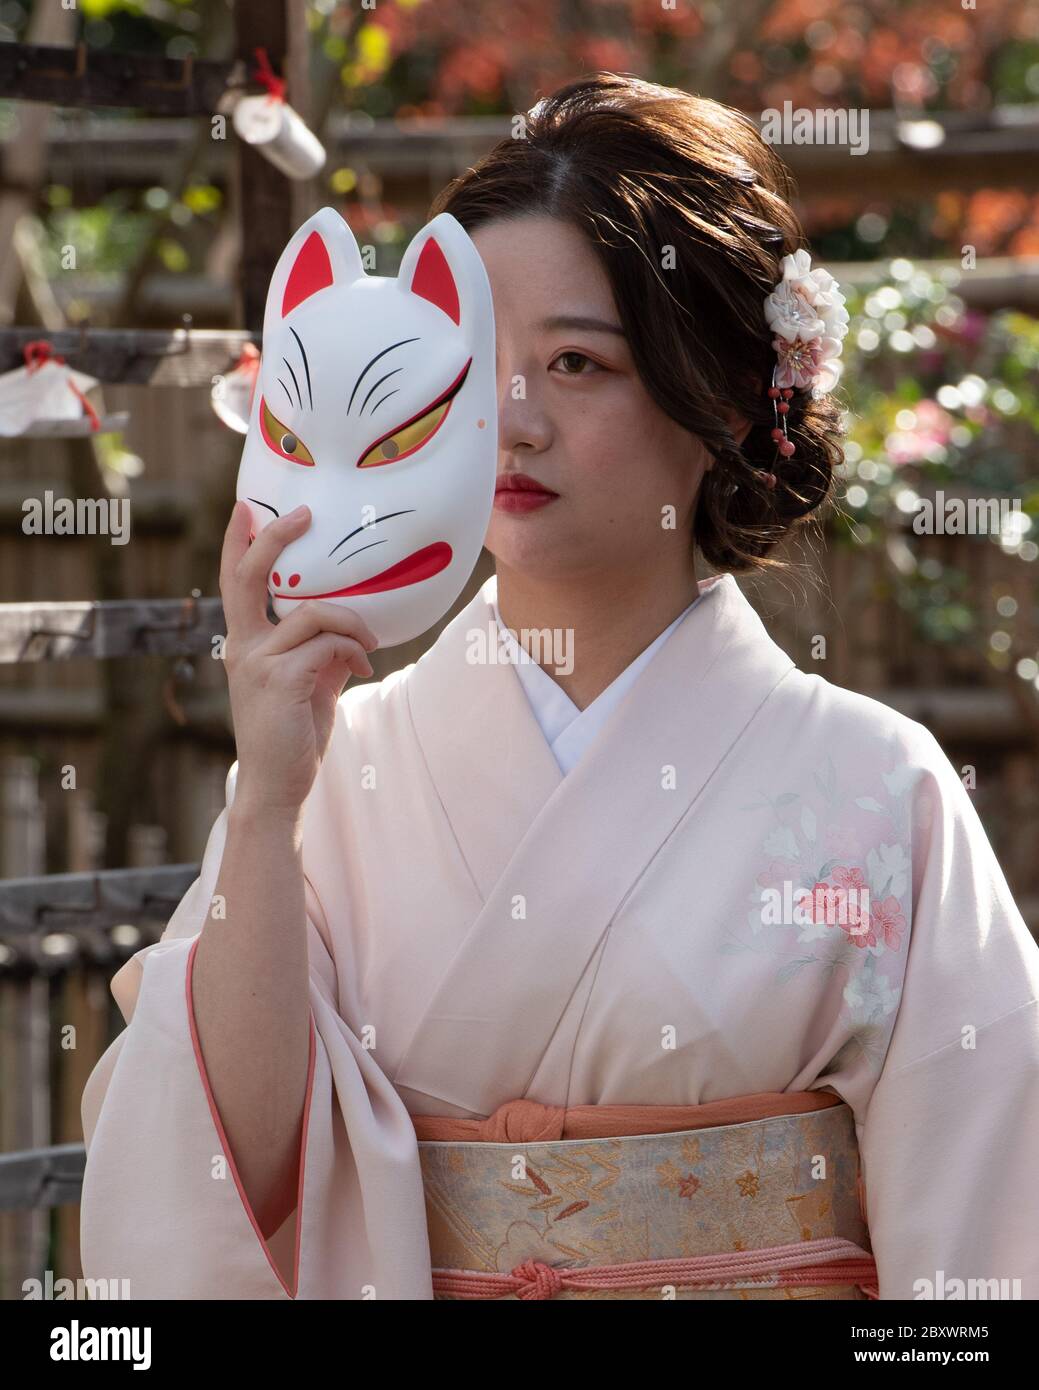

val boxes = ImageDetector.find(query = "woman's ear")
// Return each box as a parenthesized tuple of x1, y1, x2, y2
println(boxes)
(727, 411, 753, 447)
(700, 410, 752, 474)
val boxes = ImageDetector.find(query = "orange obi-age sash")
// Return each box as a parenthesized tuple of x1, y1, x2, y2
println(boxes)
(412, 1090, 878, 1301)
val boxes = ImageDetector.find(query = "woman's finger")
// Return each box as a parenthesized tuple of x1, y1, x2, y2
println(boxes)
(240, 504, 312, 589)
(218, 500, 252, 620)
(265, 631, 374, 692)
(261, 598, 379, 658)
(224, 503, 311, 639)
(219, 499, 251, 575)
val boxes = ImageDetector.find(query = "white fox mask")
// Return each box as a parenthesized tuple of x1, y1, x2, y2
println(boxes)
(236, 207, 497, 648)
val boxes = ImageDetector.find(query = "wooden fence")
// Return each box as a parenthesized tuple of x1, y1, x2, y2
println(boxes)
(1, 18, 1037, 1302)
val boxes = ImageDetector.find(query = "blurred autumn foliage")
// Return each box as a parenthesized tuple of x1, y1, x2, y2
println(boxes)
(4, 0, 1038, 261)
(310, 0, 1039, 259)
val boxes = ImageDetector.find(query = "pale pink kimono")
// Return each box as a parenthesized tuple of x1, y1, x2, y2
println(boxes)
(80, 573, 1039, 1299)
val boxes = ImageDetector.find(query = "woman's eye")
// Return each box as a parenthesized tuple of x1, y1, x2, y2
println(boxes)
(357, 399, 449, 469)
(552, 351, 597, 374)
(260, 398, 315, 465)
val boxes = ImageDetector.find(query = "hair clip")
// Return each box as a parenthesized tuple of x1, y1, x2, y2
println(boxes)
(762, 249, 849, 475)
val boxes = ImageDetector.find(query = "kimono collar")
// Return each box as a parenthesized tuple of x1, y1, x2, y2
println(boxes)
(404, 572, 792, 906)
(397, 573, 798, 1114)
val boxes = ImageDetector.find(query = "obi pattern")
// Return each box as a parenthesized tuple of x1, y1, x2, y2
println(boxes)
(419, 1101, 873, 1300)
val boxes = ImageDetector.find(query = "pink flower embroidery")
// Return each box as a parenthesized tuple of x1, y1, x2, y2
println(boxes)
(803, 872, 876, 945)
(806, 881, 845, 926)
(870, 896, 905, 951)
(832, 865, 867, 892)
(839, 904, 877, 949)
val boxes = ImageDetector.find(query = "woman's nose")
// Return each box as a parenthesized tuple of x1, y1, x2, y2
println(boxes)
(498, 376, 552, 453)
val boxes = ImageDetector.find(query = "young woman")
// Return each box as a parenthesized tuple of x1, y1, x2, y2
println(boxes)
(81, 74, 1039, 1301)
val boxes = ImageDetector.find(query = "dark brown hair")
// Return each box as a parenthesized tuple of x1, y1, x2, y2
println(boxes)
(428, 71, 845, 572)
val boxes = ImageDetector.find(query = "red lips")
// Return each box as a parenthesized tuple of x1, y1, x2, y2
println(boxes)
(495, 472, 557, 495)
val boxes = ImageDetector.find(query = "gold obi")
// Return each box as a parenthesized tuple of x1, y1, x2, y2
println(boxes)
(414, 1091, 876, 1301)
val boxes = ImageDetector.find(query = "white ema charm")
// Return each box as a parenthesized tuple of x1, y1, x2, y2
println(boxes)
(236, 207, 498, 649)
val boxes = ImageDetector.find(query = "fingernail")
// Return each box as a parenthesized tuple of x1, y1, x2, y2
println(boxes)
(288, 504, 309, 519)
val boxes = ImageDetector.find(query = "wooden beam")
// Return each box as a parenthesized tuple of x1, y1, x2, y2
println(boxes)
(0, 598, 225, 663)
(0, 325, 258, 384)
(861, 686, 1022, 742)
(0, 864, 199, 937)
(0, 41, 234, 116)
(0, 686, 233, 735)
(0, 1144, 85, 1212)
(315, 106, 1039, 197)
(7, 106, 1038, 198)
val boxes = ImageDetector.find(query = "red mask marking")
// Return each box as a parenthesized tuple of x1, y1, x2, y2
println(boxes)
(409, 238, 459, 324)
(273, 542, 452, 599)
(282, 231, 334, 317)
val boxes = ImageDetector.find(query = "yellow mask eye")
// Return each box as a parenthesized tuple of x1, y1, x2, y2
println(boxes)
(357, 399, 450, 469)
(260, 397, 315, 466)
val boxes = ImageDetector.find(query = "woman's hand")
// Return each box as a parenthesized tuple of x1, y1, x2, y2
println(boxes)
(219, 501, 378, 818)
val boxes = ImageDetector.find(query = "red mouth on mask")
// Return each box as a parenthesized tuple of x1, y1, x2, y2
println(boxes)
(272, 541, 452, 599)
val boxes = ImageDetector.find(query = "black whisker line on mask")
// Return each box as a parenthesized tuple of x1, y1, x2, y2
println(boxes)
(335, 538, 388, 568)
(361, 368, 403, 415)
(278, 379, 294, 411)
(282, 357, 303, 410)
(348, 338, 420, 414)
(368, 388, 400, 419)
(289, 326, 313, 410)
(329, 509, 416, 557)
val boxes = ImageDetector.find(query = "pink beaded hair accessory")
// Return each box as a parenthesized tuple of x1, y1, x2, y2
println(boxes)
(760, 249, 849, 487)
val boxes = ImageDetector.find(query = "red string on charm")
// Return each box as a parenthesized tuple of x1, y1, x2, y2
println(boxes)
(24, 339, 65, 372)
(252, 47, 287, 103)
(22, 338, 100, 432)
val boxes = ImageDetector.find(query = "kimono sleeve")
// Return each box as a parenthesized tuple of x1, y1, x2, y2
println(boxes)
(856, 729, 1039, 1301)
(79, 761, 433, 1300)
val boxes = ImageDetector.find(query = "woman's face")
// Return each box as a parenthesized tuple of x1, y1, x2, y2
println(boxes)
(470, 213, 712, 586)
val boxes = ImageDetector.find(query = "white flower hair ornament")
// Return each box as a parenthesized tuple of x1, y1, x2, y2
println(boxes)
(760, 248, 849, 487)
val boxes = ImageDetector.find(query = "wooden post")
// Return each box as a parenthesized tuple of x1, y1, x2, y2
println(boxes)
(56, 793, 114, 1285)
(232, 0, 317, 332)
(0, 756, 49, 1300)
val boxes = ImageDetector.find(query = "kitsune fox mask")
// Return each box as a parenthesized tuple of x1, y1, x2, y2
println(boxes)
(236, 207, 497, 648)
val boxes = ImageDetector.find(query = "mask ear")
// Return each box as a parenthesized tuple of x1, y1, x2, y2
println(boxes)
(395, 212, 493, 343)
(262, 207, 365, 343)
